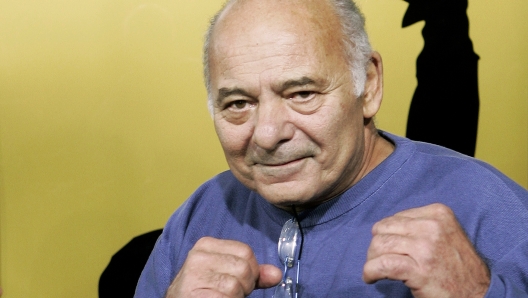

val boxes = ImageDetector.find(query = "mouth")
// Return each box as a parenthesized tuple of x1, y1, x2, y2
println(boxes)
(256, 156, 310, 167)
(249, 155, 313, 182)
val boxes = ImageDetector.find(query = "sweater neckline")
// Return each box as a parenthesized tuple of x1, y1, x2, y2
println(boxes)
(256, 131, 416, 227)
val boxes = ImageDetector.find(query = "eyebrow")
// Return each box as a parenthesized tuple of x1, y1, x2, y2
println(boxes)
(216, 87, 253, 105)
(279, 76, 317, 91)
(215, 76, 319, 105)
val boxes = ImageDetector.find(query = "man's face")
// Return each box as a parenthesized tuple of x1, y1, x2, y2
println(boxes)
(208, 0, 371, 207)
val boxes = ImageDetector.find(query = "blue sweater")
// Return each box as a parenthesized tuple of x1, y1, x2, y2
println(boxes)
(135, 132, 528, 297)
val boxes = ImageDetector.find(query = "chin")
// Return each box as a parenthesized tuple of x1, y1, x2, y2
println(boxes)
(234, 170, 321, 208)
(257, 185, 316, 209)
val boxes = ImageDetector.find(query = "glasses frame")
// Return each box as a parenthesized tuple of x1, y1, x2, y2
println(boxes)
(273, 208, 304, 298)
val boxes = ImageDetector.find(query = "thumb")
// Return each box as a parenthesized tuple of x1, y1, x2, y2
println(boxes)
(256, 264, 283, 289)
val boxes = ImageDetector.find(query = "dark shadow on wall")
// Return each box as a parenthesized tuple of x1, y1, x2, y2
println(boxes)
(99, 229, 163, 298)
(404, 0, 480, 156)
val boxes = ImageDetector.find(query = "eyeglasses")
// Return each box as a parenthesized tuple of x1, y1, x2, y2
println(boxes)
(273, 212, 304, 298)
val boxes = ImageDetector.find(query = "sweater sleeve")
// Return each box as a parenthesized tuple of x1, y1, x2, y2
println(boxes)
(133, 174, 235, 297)
(133, 175, 228, 297)
(133, 195, 199, 298)
(134, 229, 176, 298)
(485, 273, 528, 298)
(483, 237, 528, 298)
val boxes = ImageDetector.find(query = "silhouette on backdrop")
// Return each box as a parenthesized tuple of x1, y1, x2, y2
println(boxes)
(99, 229, 163, 297)
(403, 0, 480, 156)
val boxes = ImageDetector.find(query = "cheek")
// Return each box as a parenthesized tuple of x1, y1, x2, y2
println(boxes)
(337, 99, 364, 132)
(305, 106, 363, 164)
(214, 120, 251, 157)
(306, 105, 356, 140)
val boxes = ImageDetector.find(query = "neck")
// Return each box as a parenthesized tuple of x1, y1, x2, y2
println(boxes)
(357, 121, 395, 181)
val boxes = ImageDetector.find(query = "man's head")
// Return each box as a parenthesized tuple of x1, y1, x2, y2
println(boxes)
(204, 0, 385, 208)
(204, 0, 372, 112)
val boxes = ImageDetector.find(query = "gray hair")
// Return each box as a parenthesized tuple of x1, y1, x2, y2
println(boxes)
(203, 0, 372, 114)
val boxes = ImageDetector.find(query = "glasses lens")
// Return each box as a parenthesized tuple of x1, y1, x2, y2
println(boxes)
(278, 218, 301, 267)
(274, 218, 301, 298)
(274, 277, 294, 298)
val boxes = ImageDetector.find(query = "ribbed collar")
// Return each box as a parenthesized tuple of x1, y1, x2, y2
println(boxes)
(257, 131, 416, 228)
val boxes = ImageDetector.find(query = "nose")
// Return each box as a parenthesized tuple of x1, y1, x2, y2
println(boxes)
(252, 98, 295, 151)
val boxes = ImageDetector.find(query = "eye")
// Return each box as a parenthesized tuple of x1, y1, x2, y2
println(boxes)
(289, 91, 316, 102)
(231, 100, 247, 109)
(225, 99, 254, 111)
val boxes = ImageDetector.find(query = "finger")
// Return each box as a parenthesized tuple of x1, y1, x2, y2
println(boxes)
(208, 270, 247, 298)
(194, 237, 260, 278)
(256, 264, 283, 289)
(177, 290, 230, 298)
(195, 237, 258, 259)
(363, 253, 419, 285)
(367, 233, 416, 260)
(371, 215, 416, 236)
(372, 205, 455, 237)
(169, 238, 264, 297)
(167, 276, 242, 298)
(393, 203, 454, 219)
(185, 249, 258, 295)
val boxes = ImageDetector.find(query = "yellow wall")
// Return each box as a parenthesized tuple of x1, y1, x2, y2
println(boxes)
(362, 0, 528, 186)
(0, 0, 526, 297)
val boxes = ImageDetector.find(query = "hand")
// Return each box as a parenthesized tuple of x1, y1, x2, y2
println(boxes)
(165, 237, 282, 298)
(363, 203, 490, 298)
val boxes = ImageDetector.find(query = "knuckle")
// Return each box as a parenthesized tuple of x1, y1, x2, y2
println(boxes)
(430, 203, 453, 218)
(382, 233, 400, 246)
(372, 218, 390, 235)
(422, 218, 442, 233)
(380, 255, 404, 274)
(217, 254, 255, 294)
(185, 250, 207, 269)
(415, 238, 436, 259)
(215, 273, 244, 297)
(370, 234, 395, 253)
(238, 259, 254, 280)
(229, 256, 255, 290)
(237, 243, 254, 260)
(387, 256, 419, 281)
(195, 236, 215, 249)
(371, 221, 382, 235)
(366, 254, 411, 281)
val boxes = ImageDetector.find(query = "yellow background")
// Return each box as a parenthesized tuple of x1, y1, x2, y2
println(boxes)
(0, 0, 526, 296)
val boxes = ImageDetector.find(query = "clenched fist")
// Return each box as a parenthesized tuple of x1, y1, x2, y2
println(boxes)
(166, 237, 282, 298)
(363, 203, 490, 298)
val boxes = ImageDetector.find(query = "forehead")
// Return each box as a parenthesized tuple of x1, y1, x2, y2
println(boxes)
(209, 0, 346, 84)
(219, 0, 335, 26)
(214, 0, 342, 47)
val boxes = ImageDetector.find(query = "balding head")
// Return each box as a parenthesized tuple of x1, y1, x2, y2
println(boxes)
(203, 0, 372, 114)
(204, 0, 386, 207)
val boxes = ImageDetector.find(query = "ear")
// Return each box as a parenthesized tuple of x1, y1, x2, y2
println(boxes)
(362, 51, 384, 119)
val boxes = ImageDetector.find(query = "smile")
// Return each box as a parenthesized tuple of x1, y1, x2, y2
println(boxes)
(257, 156, 309, 167)
(254, 156, 312, 167)
(253, 157, 312, 179)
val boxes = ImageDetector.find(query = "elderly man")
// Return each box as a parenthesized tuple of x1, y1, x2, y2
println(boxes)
(135, 0, 528, 297)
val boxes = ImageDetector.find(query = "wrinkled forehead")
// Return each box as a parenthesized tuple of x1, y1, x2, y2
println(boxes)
(209, 0, 345, 65)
